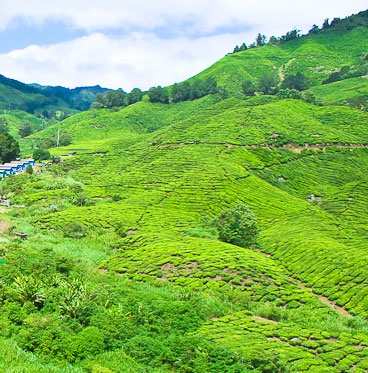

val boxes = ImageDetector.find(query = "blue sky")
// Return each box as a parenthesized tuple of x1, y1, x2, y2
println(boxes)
(0, 0, 366, 90)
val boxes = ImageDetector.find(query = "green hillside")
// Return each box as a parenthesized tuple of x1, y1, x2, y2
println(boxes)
(307, 77, 368, 109)
(0, 9, 367, 373)
(188, 27, 368, 95)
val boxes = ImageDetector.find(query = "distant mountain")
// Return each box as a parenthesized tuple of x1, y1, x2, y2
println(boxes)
(0, 73, 108, 118)
(30, 84, 108, 111)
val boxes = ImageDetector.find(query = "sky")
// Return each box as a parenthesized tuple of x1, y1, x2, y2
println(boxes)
(0, 1, 366, 91)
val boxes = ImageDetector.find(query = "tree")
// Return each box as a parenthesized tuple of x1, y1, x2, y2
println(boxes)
(281, 72, 309, 91)
(233, 45, 240, 53)
(25, 164, 33, 174)
(268, 36, 278, 45)
(280, 29, 300, 42)
(259, 74, 280, 95)
(171, 82, 191, 103)
(104, 89, 126, 108)
(59, 131, 72, 146)
(322, 18, 330, 29)
(216, 204, 258, 248)
(302, 91, 316, 104)
(256, 33, 267, 46)
(239, 43, 247, 51)
(148, 86, 169, 104)
(277, 88, 302, 99)
(309, 24, 320, 34)
(0, 118, 8, 134)
(242, 80, 256, 96)
(203, 77, 218, 95)
(0, 133, 20, 163)
(33, 149, 50, 161)
(91, 89, 127, 109)
(18, 120, 33, 138)
(190, 80, 205, 100)
(126, 88, 143, 105)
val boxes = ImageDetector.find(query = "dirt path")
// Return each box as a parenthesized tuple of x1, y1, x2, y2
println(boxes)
(278, 58, 296, 81)
(297, 280, 352, 318)
(251, 247, 353, 318)
(157, 141, 368, 153)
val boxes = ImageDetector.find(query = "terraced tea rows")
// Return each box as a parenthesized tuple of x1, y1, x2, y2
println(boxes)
(196, 312, 368, 372)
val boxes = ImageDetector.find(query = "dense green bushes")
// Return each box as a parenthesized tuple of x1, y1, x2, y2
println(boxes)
(216, 205, 258, 248)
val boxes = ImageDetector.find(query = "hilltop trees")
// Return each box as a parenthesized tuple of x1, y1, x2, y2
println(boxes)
(91, 89, 127, 109)
(148, 86, 169, 104)
(126, 88, 143, 105)
(256, 34, 267, 46)
(280, 29, 300, 42)
(147, 77, 222, 104)
(171, 82, 191, 103)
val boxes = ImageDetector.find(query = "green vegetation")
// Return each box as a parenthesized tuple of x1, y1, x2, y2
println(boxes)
(0, 8, 367, 372)
(216, 204, 258, 248)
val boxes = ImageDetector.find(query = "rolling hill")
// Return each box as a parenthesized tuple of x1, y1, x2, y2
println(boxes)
(0, 8, 367, 373)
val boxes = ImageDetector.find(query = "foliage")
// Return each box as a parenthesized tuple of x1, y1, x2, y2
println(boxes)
(18, 120, 33, 138)
(33, 149, 50, 161)
(216, 204, 258, 248)
(25, 165, 33, 175)
(92, 89, 127, 109)
(0, 118, 8, 133)
(242, 80, 256, 96)
(63, 221, 88, 239)
(0, 133, 19, 163)
(280, 29, 301, 42)
(281, 72, 310, 91)
(126, 88, 143, 105)
(147, 86, 169, 104)
(256, 33, 267, 46)
(171, 82, 191, 103)
(258, 74, 279, 95)
(277, 88, 301, 99)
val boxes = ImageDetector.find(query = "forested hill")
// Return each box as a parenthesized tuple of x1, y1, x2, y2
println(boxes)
(0, 73, 107, 118)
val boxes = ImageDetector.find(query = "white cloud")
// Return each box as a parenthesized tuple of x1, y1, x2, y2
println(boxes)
(0, 31, 253, 90)
(0, 1, 366, 89)
(0, 0, 366, 34)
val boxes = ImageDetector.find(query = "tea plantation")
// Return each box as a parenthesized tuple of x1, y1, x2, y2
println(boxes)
(0, 11, 367, 372)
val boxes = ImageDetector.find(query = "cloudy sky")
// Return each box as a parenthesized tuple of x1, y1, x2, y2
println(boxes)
(0, 1, 366, 90)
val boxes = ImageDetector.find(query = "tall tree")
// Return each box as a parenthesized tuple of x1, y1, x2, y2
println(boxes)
(242, 80, 256, 96)
(148, 86, 169, 104)
(126, 88, 143, 105)
(256, 33, 267, 46)
(0, 118, 9, 134)
(171, 82, 191, 103)
(259, 74, 280, 95)
(18, 120, 33, 138)
(0, 133, 20, 163)
(281, 72, 309, 91)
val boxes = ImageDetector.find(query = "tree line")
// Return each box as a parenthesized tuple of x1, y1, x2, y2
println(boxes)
(232, 10, 368, 54)
(91, 77, 227, 109)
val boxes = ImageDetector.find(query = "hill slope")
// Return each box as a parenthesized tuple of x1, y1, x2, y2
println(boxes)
(0, 10, 368, 372)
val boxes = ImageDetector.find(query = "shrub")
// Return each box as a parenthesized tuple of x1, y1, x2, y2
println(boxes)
(63, 221, 88, 239)
(33, 149, 50, 161)
(216, 204, 258, 248)
(25, 165, 33, 175)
